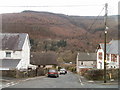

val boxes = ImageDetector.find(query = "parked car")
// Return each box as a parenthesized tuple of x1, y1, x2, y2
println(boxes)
(47, 69, 59, 78)
(59, 68, 67, 75)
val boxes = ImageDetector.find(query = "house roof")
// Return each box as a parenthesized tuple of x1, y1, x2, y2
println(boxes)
(30, 52, 58, 65)
(0, 33, 28, 50)
(0, 59, 20, 69)
(100, 44, 111, 52)
(77, 53, 97, 61)
(100, 40, 120, 55)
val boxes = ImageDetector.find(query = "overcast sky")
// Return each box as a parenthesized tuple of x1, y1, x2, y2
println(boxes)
(0, 0, 119, 16)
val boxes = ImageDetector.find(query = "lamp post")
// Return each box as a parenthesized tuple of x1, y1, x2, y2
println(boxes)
(104, 29, 107, 83)
(104, 3, 108, 83)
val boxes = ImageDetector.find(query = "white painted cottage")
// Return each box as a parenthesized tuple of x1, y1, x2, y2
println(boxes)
(0, 33, 31, 70)
(97, 40, 120, 69)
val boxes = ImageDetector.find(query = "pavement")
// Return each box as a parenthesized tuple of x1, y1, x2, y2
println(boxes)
(0, 76, 45, 89)
(78, 74, 118, 85)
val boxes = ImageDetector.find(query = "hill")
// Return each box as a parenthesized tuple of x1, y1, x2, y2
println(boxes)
(1, 10, 118, 62)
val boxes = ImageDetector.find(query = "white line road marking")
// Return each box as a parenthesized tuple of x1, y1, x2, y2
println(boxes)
(2, 82, 19, 88)
(78, 76, 84, 85)
(88, 81, 94, 83)
(21, 76, 45, 82)
(2, 76, 45, 88)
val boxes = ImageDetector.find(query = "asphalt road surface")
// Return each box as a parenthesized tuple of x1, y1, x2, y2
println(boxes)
(3, 71, 118, 88)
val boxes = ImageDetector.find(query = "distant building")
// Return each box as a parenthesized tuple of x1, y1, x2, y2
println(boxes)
(0, 33, 31, 70)
(97, 40, 120, 69)
(30, 51, 58, 68)
(76, 52, 97, 73)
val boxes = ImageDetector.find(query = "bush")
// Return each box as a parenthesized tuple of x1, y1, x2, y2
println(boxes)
(1, 68, 48, 78)
(58, 67, 62, 71)
(1, 70, 16, 78)
(107, 69, 119, 80)
(83, 69, 119, 80)
(68, 67, 76, 73)
(84, 69, 104, 80)
(80, 68, 90, 76)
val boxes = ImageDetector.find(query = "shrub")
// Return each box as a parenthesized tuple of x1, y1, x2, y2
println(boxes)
(84, 69, 104, 80)
(68, 67, 76, 73)
(1, 68, 48, 78)
(80, 68, 90, 76)
(2, 70, 17, 78)
(83, 69, 119, 80)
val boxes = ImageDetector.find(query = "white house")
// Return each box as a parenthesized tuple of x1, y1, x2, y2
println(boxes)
(76, 52, 97, 73)
(0, 33, 31, 70)
(97, 40, 120, 69)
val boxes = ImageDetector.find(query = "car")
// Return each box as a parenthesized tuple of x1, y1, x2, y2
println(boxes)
(59, 68, 67, 75)
(47, 69, 59, 78)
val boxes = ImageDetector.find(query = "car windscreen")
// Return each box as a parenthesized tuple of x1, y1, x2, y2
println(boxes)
(49, 70, 57, 72)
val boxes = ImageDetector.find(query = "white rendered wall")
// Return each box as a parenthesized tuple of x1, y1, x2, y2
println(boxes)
(76, 53, 79, 73)
(17, 34, 30, 70)
(97, 49, 104, 69)
(0, 50, 22, 59)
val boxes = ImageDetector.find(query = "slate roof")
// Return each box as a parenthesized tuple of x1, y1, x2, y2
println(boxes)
(0, 33, 27, 50)
(100, 40, 120, 55)
(0, 59, 20, 69)
(30, 52, 58, 65)
(100, 44, 111, 52)
(78, 53, 97, 61)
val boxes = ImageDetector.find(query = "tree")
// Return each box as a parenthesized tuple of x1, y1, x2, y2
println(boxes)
(57, 40, 67, 47)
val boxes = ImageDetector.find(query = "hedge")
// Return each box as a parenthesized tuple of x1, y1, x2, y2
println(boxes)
(1, 68, 48, 78)
(83, 69, 119, 80)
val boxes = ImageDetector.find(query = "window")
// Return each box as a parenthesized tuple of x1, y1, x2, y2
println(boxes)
(107, 54, 110, 61)
(81, 61, 83, 65)
(6, 52, 11, 57)
(98, 52, 102, 60)
(111, 54, 117, 62)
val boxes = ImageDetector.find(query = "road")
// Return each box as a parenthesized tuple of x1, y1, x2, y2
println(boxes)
(2, 71, 118, 88)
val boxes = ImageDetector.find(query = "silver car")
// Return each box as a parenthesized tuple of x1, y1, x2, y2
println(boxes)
(59, 68, 67, 75)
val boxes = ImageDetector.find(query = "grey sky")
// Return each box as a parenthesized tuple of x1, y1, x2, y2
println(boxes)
(0, 0, 119, 16)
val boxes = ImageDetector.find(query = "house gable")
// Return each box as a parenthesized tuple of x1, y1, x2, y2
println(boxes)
(97, 40, 120, 69)
(0, 33, 30, 70)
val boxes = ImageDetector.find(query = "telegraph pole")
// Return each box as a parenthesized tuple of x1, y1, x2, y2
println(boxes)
(104, 3, 108, 83)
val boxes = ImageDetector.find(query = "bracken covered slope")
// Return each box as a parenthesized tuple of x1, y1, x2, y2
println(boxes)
(1, 10, 118, 52)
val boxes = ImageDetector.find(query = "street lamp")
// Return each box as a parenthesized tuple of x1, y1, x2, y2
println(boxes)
(104, 27, 108, 83)
(104, 3, 108, 83)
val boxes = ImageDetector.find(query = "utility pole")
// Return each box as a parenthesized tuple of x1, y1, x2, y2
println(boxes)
(104, 3, 108, 83)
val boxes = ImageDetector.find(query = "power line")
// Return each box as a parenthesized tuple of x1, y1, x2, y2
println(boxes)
(0, 4, 104, 7)
(87, 6, 105, 31)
